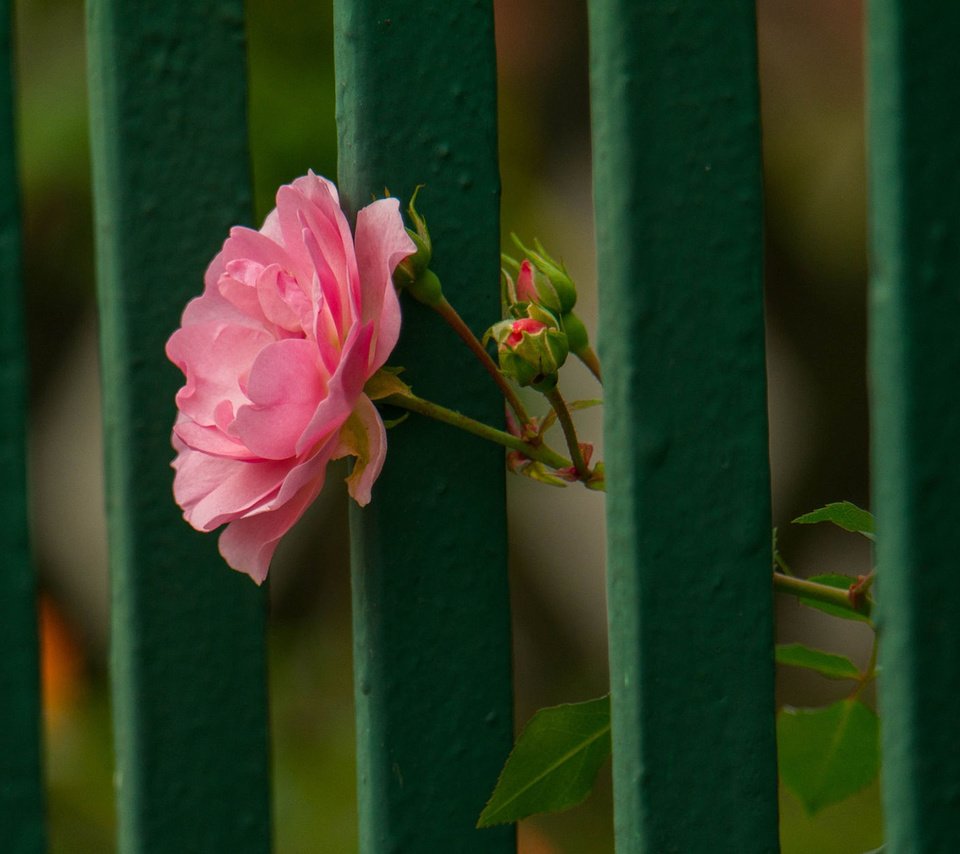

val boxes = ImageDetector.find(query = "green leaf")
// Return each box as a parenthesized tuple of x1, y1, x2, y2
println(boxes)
(567, 398, 603, 411)
(363, 367, 412, 401)
(793, 501, 875, 540)
(382, 413, 409, 429)
(477, 696, 611, 827)
(799, 574, 872, 623)
(775, 643, 861, 680)
(777, 699, 880, 814)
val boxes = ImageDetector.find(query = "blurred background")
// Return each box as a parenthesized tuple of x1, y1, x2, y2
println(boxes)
(15, 0, 879, 850)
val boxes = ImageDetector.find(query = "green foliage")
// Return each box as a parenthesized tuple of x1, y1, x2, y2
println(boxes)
(482, 498, 882, 830)
(799, 574, 872, 623)
(478, 696, 611, 828)
(777, 700, 880, 814)
(363, 367, 412, 401)
(775, 643, 861, 680)
(793, 501, 875, 540)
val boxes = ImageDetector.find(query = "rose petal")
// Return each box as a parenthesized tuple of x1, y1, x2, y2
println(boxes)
(218, 259, 266, 320)
(354, 197, 415, 370)
(232, 338, 327, 460)
(295, 322, 374, 455)
(269, 438, 335, 507)
(179, 285, 262, 330)
(291, 174, 359, 312)
(274, 181, 355, 304)
(221, 224, 291, 272)
(180, 454, 290, 532)
(166, 322, 272, 426)
(256, 263, 309, 333)
(289, 170, 340, 206)
(334, 393, 387, 506)
(300, 217, 346, 339)
(173, 419, 252, 459)
(172, 444, 246, 512)
(516, 259, 537, 302)
(217, 471, 328, 584)
(187, 224, 293, 328)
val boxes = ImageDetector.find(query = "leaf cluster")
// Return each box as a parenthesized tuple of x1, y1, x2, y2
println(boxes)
(481, 501, 883, 830)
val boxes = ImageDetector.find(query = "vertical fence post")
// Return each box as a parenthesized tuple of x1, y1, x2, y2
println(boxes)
(589, 2, 780, 850)
(334, 2, 515, 851)
(86, 2, 271, 850)
(0, 2, 46, 850)
(868, 4, 960, 850)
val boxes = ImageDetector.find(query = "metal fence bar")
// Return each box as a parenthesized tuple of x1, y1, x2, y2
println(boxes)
(334, 1, 515, 851)
(588, 2, 780, 850)
(0, 1, 46, 849)
(85, 1, 271, 850)
(868, 3, 960, 849)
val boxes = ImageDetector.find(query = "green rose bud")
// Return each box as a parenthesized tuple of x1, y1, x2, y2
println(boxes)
(560, 309, 589, 356)
(510, 235, 578, 314)
(393, 186, 444, 307)
(491, 316, 569, 392)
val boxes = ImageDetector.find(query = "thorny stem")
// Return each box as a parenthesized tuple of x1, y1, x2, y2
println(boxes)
(544, 386, 590, 480)
(850, 570, 876, 610)
(772, 572, 873, 620)
(432, 297, 532, 427)
(382, 392, 571, 470)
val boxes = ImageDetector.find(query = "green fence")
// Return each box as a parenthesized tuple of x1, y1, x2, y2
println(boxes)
(3, 0, 959, 851)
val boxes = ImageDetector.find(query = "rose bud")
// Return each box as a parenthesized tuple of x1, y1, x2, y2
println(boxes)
(511, 235, 578, 314)
(491, 316, 569, 392)
(392, 186, 444, 307)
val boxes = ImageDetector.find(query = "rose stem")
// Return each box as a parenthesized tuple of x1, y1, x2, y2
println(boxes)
(544, 386, 591, 480)
(772, 572, 873, 620)
(432, 297, 531, 427)
(382, 391, 570, 469)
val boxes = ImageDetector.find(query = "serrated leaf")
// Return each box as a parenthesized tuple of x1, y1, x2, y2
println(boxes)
(799, 574, 872, 623)
(793, 501, 875, 540)
(777, 699, 880, 814)
(477, 696, 611, 827)
(775, 643, 860, 680)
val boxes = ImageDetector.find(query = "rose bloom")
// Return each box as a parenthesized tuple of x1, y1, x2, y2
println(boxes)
(165, 172, 415, 582)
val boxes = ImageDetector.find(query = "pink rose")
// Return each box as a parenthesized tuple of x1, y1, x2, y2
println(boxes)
(165, 172, 415, 583)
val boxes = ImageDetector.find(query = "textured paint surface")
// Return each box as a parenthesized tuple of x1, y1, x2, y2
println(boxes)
(334, 2, 515, 851)
(868, 3, 960, 850)
(0, 2, 46, 850)
(588, 2, 780, 851)
(86, 2, 271, 851)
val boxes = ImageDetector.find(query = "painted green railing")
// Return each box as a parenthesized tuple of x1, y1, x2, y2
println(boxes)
(2, 0, 959, 851)
(1, 1, 45, 850)
(590, 2, 779, 848)
(868, 2, 960, 850)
